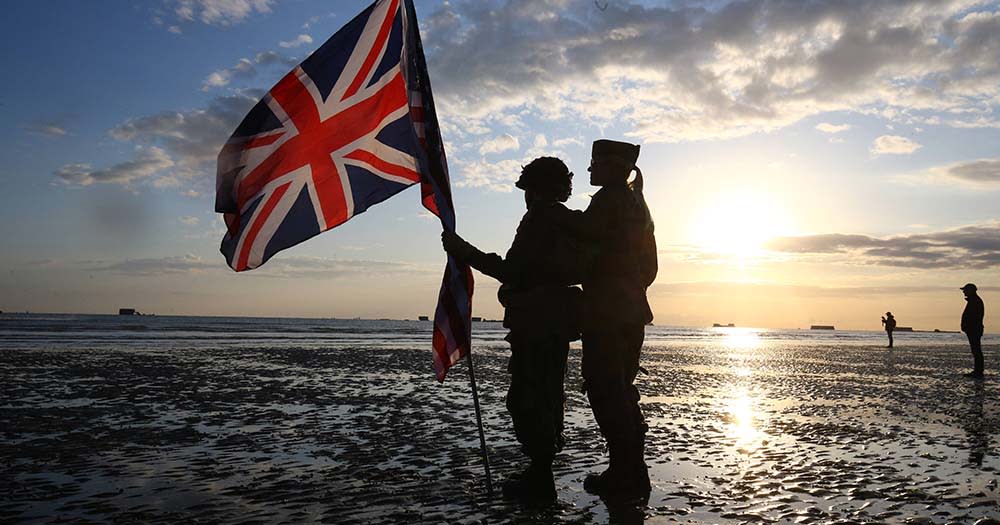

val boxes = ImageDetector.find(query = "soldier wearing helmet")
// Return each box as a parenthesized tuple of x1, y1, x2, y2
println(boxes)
(442, 156, 583, 502)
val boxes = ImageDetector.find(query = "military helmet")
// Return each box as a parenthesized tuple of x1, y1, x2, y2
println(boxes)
(515, 156, 572, 194)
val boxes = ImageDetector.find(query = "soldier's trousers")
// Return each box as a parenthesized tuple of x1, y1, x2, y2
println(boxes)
(505, 332, 569, 465)
(968, 331, 984, 373)
(581, 323, 646, 472)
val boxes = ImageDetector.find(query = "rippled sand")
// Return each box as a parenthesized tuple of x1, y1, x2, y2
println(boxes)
(2, 337, 998, 523)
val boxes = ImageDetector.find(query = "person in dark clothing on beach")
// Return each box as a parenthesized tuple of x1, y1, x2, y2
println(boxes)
(442, 157, 582, 502)
(961, 283, 985, 378)
(882, 312, 896, 348)
(556, 139, 657, 501)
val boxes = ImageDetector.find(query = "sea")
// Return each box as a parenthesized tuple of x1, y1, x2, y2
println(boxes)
(0, 312, 976, 351)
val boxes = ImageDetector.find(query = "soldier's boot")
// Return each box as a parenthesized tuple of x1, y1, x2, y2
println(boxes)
(583, 437, 625, 495)
(585, 427, 650, 500)
(502, 458, 556, 503)
(625, 426, 651, 496)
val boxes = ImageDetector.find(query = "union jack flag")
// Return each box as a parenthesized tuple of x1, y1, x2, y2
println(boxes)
(215, 0, 473, 381)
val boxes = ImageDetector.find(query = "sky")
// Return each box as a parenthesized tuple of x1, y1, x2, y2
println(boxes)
(1, 0, 998, 331)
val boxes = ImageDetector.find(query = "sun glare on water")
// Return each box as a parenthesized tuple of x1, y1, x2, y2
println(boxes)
(688, 190, 796, 258)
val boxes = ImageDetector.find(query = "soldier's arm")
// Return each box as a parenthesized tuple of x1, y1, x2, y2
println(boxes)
(442, 231, 514, 284)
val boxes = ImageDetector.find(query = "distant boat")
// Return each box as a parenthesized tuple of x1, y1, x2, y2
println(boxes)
(471, 316, 483, 322)
(119, 308, 140, 316)
(895, 326, 914, 332)
(810, 325, 835, 330)
(418, 315, 429, 321)
(712, 323, 736, 328)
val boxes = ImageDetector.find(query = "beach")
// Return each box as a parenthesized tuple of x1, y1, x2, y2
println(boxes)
(1, 315, 998, 523)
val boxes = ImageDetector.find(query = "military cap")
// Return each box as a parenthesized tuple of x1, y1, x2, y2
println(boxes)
(592, 139, 640, 166)
(515, 156, 572, 191)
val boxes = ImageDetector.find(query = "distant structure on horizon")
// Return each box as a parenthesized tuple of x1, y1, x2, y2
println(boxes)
(118, 308, 141, 316)
(418, 315, 429, 321)
(895, 326, 914, 332)
(712, 323, 736, 328)
(810, 325, 835, 330)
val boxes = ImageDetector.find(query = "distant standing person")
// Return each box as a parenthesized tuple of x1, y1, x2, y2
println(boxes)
(961, 283, 985, 378)
(881, 312, 896, 348)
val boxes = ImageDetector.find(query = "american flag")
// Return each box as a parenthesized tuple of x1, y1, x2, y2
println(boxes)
(215, 0, 473, 381)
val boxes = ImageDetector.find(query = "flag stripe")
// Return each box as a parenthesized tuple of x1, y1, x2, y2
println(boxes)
(236, 181, 293, 271)
(345, 149, 421, 182)
(342, 0, 400, 101)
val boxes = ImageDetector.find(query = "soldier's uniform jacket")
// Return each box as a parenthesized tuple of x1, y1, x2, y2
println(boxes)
(560, 184, 657, 328)
(962, 294, 985, 334)
(465, 201, 583, 341)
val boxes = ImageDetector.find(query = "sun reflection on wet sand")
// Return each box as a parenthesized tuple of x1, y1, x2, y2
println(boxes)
(724, 388, 766, 454)
(720, 327, 763, 350)
(719, 329, 769, 456)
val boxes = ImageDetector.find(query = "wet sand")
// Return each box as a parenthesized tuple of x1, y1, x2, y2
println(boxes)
(2, 339, 999, 523)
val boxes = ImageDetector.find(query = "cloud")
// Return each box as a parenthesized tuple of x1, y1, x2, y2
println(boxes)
(279, 34, 313, 48)
(424, 1, 1000, 142)
(766, 220, 1000, 269)
(203, 71, 231, 89)
(173, 0, 274, 26)
(454, 158, 523, 192)
(179, 216, 200, 226)
(902, 156, 1000, 190)
(26, 122, 68, 137)
(201, 52, 300, 91)
(55, 147, 174, 186)
(201, 54, 293, 91)
(254, 256, 435, 279)
(110, 92, 259, 171)
(943, 157, 1000, 186)
(478, 133, 520, 155)
(57, 91, 260, 191)
(94, 254, 214, 275)
(815, 122, 850, 133)
(254, 50, 298, 67)
(91, 254, 433, 279)
(648, 281, 976, 299)
(871, 135, 922, 155)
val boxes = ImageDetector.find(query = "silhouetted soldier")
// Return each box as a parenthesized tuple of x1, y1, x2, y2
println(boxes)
(961, 283, 985, 378)
(881, 311, 896, 348)
(442, 157, 582, 502)
(559, 139, 657, 500)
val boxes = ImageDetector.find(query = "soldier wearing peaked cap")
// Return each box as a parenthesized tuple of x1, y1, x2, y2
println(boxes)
(442, 157, 584, 502)
(556, 139, 657, 500)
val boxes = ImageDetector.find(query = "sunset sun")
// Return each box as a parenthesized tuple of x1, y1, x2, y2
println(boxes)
(688, 190, 796, 257)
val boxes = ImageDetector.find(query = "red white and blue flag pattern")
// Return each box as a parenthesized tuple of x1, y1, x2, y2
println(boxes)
(215, 0, 473, 381)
